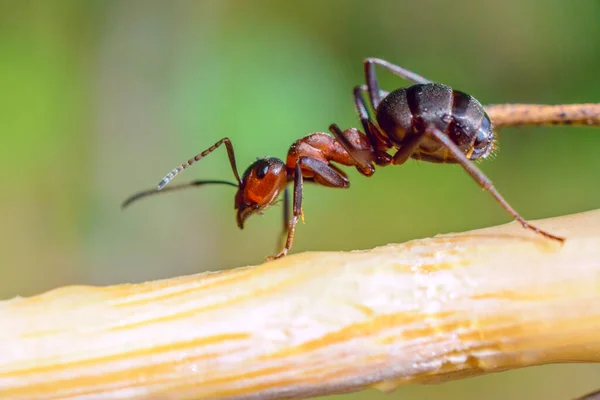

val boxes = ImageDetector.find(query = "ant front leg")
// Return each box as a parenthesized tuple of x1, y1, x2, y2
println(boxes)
(423, 125, 564, 242)
(328, 124, 375, 176)
(268, 162, 303, 261)
(268, 157, 349, 260)
(276, 187, 290, 253)
(364, 58, 432, 109)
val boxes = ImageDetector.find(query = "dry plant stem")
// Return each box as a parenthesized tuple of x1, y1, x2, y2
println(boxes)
(485, 103, 600, 128)
(1, 211, 600, 400)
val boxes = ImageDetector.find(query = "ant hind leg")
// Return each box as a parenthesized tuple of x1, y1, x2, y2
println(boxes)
(423, 125, 564, 242)
(364, 57, 432, 109)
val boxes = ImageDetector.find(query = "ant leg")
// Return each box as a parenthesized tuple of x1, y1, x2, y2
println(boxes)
(268, 157, 349, 260)
(157, 138, 242, 190)
(484, 103, 600, 129)
(330, 86, 394, 173)
(353, 85, 392, 149)
(391, 135, 426, 165)
(300, 157, 349, 188)
(423, 125, 564, 242)
(329, 83, 397, 173)
(276, 187, 290, 254)
(353, 84, 376, 133)
(364, 57, 432, 109)
(268, 162, 303, 260)
(328, 123, 376, 176)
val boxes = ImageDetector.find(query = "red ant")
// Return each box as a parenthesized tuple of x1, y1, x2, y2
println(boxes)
(123, 58, 600, 260)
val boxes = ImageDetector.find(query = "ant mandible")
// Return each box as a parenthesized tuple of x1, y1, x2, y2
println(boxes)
(123, 58, 600, 260)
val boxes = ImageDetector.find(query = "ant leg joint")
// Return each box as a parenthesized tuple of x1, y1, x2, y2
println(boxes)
(364, 57, 383, 65)
(482, 182, 493, 191)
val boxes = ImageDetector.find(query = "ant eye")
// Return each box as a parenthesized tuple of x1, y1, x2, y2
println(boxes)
(255, 161, 270, 179)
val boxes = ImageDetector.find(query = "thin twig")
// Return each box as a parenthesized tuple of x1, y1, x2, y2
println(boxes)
(485, 103, 600, 128)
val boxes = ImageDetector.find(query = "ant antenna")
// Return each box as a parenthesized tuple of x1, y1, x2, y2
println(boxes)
(122, 179, 237, 209)
(157, 138, 242, 190)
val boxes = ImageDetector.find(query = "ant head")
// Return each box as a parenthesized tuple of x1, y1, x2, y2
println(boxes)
(235, 157, 287, 229)
(470, 113, 496, 160)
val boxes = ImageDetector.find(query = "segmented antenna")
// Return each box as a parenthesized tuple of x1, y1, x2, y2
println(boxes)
(123, 179, 238, 209)
(158, 164, 188, 190)
(157, 138, 241, 190)
(158, 157, 202, 190)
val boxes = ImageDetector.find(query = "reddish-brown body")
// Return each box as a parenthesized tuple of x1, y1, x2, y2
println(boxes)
(123, 58, 600, 260)
(286, 130, 373, 184)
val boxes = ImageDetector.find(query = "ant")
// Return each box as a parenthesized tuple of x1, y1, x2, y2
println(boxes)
(123, 58, 600, 260)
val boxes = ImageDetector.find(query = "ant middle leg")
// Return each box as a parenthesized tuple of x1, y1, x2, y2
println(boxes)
(327, 86, 393, 171)
(422, 125, 564, 242)
(353, 85, 392, 152)
(364, 57, 432, 109)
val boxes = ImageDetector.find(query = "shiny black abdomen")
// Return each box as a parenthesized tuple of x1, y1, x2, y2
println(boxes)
(375, 83, 494, 162)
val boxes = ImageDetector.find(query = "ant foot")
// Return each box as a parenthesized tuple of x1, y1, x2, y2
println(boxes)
(266, 250, 287, 261)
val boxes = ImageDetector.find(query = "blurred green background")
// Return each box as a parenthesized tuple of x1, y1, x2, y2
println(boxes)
(1, 1, 598, 399)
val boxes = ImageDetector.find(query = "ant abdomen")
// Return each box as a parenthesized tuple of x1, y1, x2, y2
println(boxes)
(376, 83, 495, 163)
